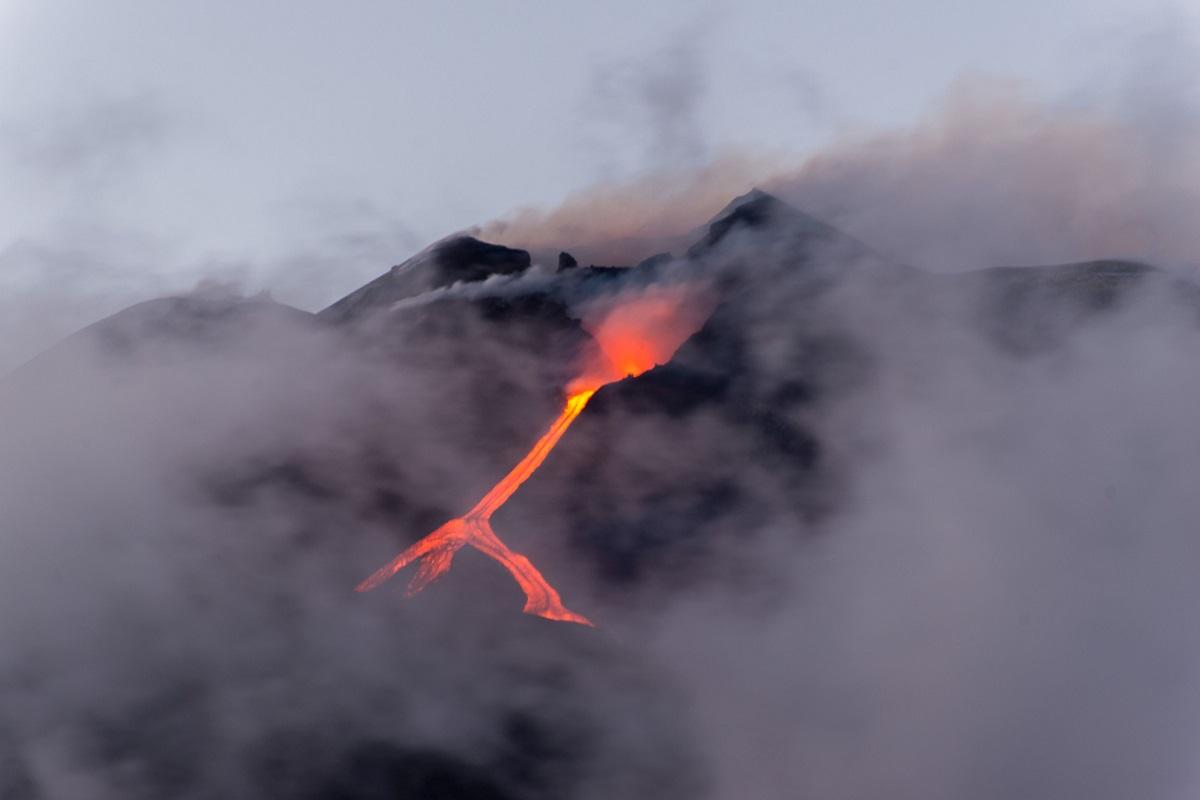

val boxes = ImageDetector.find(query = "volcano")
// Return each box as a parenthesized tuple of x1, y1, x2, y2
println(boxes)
(5, 189, 1200, 799)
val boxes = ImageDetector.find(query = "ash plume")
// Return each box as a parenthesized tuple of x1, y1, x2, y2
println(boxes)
(478, 155, 772, 267)
(485, 50, 1200, 275)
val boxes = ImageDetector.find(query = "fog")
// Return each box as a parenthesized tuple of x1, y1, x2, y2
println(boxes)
(640, 268, 1200, 799)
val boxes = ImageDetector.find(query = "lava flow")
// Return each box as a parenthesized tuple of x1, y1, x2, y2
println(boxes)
(356, 286, 712, 625)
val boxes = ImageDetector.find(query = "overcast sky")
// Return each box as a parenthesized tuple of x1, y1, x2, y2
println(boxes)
(0, 0, 1196, 368)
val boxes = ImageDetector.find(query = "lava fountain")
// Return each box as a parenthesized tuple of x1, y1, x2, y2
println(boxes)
(356, 285, 713, 625)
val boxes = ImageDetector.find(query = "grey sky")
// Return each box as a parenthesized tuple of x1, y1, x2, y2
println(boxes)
(0, 0, 1196, 369)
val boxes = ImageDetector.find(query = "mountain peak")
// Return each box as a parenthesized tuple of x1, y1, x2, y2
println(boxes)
(320, 236, 532, 324)
(687, 188, 872, 263)
(427, 236, 531, 285)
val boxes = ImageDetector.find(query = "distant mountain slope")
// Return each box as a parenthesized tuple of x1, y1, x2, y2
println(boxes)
(3, 291, 316, 386)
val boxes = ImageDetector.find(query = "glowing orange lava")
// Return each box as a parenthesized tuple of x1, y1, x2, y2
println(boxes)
(356, 286, 712, 625)
(356, 390, 596, 624)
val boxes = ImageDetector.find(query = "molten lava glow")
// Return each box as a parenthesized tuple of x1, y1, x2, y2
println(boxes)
(356, 390, 596, 625)
(357, 285, 711, 625)
(570, 286, 714, 392)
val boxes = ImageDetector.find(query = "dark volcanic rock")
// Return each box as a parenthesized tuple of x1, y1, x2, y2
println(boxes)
(434, 237, 532, 284)
(556, 251, 578, 272)
(363, 289, 588, 386)
(320, 236, 533, 324)
(343, 286, 593, 510)
(686, 188, 873, 263)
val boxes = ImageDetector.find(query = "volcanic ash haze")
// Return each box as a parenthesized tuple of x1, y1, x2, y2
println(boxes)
(5, 177, 1200, 799)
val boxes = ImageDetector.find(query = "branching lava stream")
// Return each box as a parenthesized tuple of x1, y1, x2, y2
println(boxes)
(356, 287, 712, 625)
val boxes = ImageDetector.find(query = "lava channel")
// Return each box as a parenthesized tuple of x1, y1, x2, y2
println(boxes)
(356, 389, 596, 624)
(356, 286, 712, 625)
